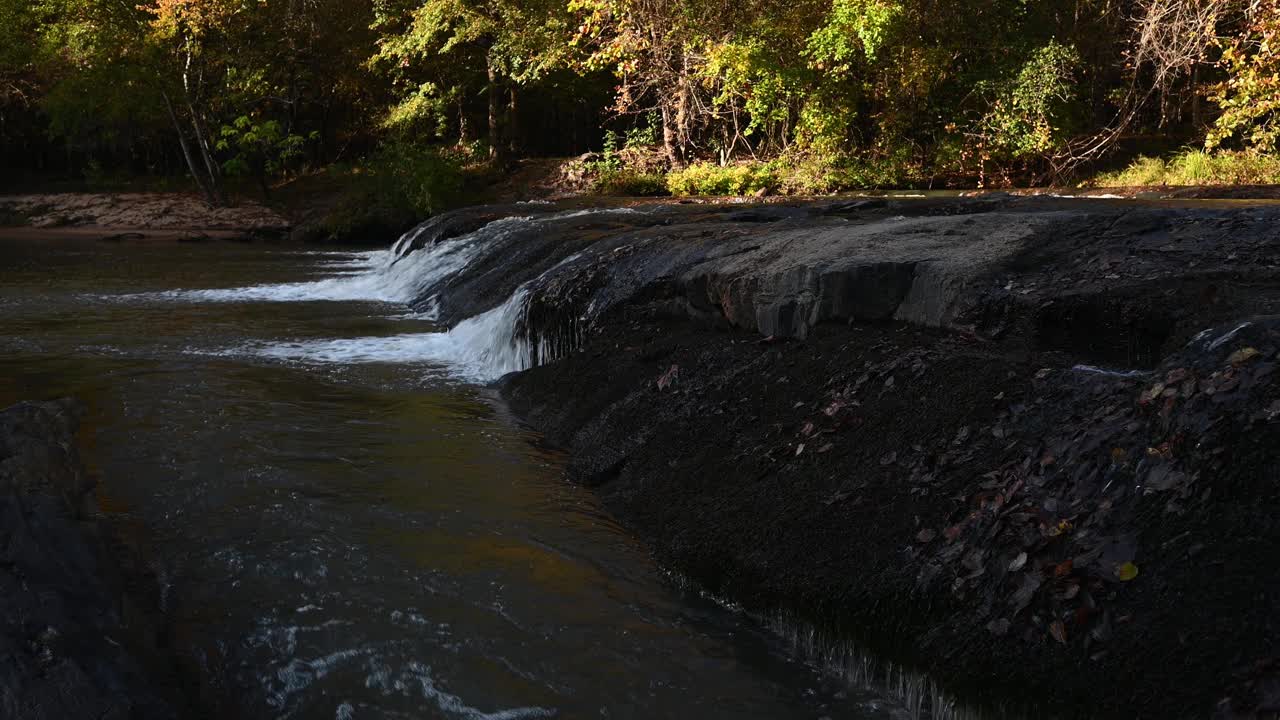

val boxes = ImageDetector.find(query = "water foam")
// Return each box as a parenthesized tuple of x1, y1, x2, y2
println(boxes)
(242, 287, 535, 381)
(119, 209, 632, 307)
(169, 208, 638, 379)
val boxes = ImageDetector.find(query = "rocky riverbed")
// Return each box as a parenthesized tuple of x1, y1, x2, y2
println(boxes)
(0, 400, 189, 719)
(384, 195, 1280, 718)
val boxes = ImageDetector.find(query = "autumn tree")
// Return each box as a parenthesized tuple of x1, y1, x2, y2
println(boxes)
(1208, 0, 1280, 152)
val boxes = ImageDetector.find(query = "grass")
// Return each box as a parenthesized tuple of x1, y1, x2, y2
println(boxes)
(1092, 149, 1280, 187)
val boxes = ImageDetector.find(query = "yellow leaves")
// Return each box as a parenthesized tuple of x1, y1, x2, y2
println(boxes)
(1227, 347, 1261, 365)
(1047, 518, 1072, 537)
(1115, 562, 1139, 582)
(141, 0, 238, 40)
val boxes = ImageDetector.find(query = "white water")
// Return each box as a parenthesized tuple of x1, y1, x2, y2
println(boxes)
(128, 207, 637, 380)
(123, 217, 523, 305)
(242, 288, 536, 382)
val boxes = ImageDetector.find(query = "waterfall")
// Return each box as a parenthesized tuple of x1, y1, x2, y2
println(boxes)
(190, 208, 635, 380)
(123, 216, 532, 305)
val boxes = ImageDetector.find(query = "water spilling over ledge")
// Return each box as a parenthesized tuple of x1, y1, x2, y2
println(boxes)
(70, 195, 1280, 717)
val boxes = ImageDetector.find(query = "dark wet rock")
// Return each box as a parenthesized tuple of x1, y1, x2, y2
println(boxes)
(99, 231, 147, 243)
(387, 195, 1280, 717)
(0, 400, 185, 720)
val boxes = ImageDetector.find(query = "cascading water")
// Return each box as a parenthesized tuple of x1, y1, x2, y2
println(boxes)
(250, 287, 538, 382)
(122, 215, 537, 305)
(148, 208, 635, 381)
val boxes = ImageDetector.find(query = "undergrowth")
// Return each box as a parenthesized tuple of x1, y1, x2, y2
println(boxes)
(1092, 150, 1280, 187)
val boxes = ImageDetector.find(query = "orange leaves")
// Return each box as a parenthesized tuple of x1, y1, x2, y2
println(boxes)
(140, 0, 237, 40)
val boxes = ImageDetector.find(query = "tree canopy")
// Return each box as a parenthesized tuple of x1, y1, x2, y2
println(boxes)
(2, 0, 1278, 195)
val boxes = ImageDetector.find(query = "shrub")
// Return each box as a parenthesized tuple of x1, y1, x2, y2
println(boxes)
(666, 162, 782, 196)
(318, 142, 465, 241)
(779, 150, 915, 193)
(593, 169, 669, 196)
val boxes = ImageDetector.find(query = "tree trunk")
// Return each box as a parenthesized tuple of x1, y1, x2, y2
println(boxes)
(487, 60, 504, 163)
(1191, 63, 1203, 131)
(180, 53, 226, 206)
(672, 53, 693, 167)
(458, 97, 472, 143)
(507, 87, 519, 155)
(186, 97, 226, 206)
(162, 90, 216, 205)
(661, 103, 679, 168)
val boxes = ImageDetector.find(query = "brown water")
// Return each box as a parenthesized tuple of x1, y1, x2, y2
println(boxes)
(0, 236, 904, 720)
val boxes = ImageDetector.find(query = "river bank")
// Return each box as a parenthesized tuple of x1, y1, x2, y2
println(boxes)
(371, 195, 1280, 718)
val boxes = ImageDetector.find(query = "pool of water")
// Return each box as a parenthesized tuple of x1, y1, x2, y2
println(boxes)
(0, 236, 904, 720)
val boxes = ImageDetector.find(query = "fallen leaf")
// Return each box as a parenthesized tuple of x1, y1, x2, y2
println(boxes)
(1009, 572, 1043, 616)
(795, 443, 805, 456)
(1140, 383, 1165, 405)
(656, 365, 679, 390)
(818, 443, 834, 454)
(1265, 400, 1280, 421)
(986, 618, 1010, 636)
(822, 490, 851, 505)
(1115, 562, 1140, 581)
(1008, 551, 1027, 572)
(916, 528, 937, 543)
(1227, 347, 1261, 366)
(1053, 559, 1074, 578)
(1049, 620, 1067, 644)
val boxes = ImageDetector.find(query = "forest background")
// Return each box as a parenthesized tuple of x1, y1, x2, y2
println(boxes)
(3, 0, 1279, 227)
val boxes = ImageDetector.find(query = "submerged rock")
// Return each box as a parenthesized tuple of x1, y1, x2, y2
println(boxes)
(0, 400, 185, 720)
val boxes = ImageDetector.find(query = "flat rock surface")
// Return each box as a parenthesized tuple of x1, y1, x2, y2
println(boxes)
(0, 192, 289, 237)
(411, 195, 1280, 718)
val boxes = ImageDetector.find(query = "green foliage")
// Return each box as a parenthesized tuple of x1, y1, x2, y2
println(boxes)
(667, 162, 782, 196)
(1093, 150, 1280, 187)
(593, 169, 668, 196)
(216, 116, 312, 183)
(806, 0, 903, 68)
(624, 113, 660, 149)
(591, 130, 624, 172)
(1208, 0, 1280, 152)
(362, 141, 464, 216)
(973, 41, 1082, 162)
(9, 0, 1280, 194)
(313, 142, 468, 241)
(782, 150, 914, 192)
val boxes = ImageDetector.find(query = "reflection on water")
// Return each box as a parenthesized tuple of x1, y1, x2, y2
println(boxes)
(0, 237, 901, 719)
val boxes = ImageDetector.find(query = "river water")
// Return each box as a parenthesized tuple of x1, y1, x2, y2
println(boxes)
(0, 234, 904, 720)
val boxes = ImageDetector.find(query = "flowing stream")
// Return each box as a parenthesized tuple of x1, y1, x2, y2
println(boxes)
(0, 227, 909, 719)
